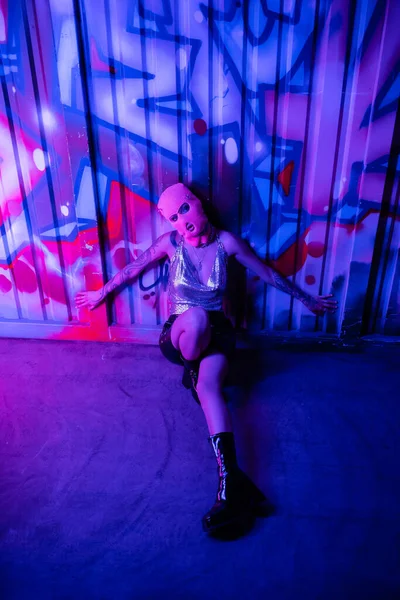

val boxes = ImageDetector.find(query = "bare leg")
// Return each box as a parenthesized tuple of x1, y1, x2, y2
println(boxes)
(171, 307, 211, 361)
(171, 308, 231, 432)
(169, 316, 267, 534)
(197, 353, 232, 435)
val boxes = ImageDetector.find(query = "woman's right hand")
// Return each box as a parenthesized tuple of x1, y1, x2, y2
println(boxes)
(75, 289, 105, 311)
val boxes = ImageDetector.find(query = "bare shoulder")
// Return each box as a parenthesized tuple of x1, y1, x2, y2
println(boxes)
(218, 230, 245, 256)
(156, 230, 180, 259)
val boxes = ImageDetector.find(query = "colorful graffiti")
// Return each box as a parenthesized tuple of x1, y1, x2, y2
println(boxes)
(0, 0, 399, 341)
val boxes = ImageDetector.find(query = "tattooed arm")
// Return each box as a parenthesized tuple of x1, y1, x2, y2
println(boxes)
(76, 233, 173, 311)
(221, 231, 338, 316)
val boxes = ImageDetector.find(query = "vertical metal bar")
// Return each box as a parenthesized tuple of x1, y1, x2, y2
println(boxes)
(72, 0, 112, 326)
(0, 221, 22, 319)
(0, 41, 47, 320)
(21, 0, 71, 319)
(361, 101, 400, 335)
(173, 0, 184, 183)
(0, 66, 23, 319)
(316, 0, 358, 333)
(262, 0, 285, 330)
(207, 0, 214, 205)
(138, 3, 156, 206)
(138, 0, 161, 324)
(103, 0, 136, 324)
(237, 0, 249, 238)
(287, 0, 321, 331)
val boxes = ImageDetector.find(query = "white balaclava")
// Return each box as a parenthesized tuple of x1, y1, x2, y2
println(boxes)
(157, 183, 208, 240)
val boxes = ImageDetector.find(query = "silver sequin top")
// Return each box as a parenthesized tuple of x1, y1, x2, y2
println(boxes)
(168, 233, 228, 316)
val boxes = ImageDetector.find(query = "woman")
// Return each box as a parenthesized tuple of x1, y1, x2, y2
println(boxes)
(76, 183, 338, 536)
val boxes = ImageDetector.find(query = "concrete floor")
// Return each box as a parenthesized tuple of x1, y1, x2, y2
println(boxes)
(0, 337, 399, 600)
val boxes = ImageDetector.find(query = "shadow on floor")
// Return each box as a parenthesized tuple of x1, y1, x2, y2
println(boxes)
(0, 338, 399, 599)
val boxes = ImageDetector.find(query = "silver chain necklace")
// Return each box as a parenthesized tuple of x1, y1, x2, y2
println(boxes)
(191, 245, 210, 272)
(187, 225, 215, 272)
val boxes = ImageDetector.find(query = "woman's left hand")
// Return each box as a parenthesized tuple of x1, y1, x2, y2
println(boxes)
(303, 294, 338, 316)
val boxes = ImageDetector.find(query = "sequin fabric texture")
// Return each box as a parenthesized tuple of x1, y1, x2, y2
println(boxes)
(167, 234, 228, 316)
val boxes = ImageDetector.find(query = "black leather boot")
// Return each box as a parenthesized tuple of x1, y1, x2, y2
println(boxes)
(202, 431, 269, 535)
(181, 357, 200, 404)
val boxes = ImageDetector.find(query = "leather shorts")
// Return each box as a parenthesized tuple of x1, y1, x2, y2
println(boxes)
(159, 310, 236, 365)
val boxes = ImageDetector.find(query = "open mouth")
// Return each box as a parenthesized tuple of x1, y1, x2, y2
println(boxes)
(186, 223, 195, 233)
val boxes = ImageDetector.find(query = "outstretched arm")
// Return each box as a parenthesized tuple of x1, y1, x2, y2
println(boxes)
(222, 232, 338, 316)
(76, 233, 170, 310)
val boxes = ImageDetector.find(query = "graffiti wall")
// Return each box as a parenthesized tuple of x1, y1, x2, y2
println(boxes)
(0, 0, 399, 342)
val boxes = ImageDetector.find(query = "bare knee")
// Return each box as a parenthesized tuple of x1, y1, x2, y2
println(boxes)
(185, 307, 210, 332)
(173, 308, 211, 360)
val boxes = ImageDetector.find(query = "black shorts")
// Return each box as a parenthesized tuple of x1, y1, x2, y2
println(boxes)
(159, 310, 236, 365)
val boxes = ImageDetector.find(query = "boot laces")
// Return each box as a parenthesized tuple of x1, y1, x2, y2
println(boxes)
(216, 449, 229, 501)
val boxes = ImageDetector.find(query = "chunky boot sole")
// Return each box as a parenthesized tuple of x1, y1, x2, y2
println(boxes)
(202, 482, 273, 536)
(203, 432, 272, 537)
(202, 505, 255, 536)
